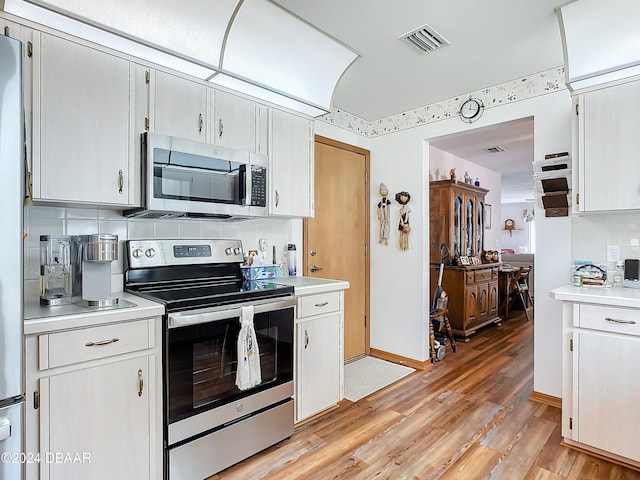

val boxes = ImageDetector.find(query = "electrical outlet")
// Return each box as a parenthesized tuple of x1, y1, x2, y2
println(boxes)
(607, 244, 620, 262)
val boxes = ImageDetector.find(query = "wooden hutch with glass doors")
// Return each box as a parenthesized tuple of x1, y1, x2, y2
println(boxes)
(429, 180, 501, 341)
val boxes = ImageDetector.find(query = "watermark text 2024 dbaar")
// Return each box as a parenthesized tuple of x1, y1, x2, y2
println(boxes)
(1, 452, 91, 464)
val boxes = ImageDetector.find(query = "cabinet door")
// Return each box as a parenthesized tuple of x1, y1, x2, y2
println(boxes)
(270, 109, 313, 217)
(153, 70, 209, 142)
(42, 356, 153, 480)
(575, 330, 640, 462)
(296, 314, 341, 421)
(452, 191, 463, 258)
(477, 282, 489, 322)
(579, 80, 640, 211)
(488, 280, 498, 318)
(464, 285, 478, 328)
(464, 195, 475, 256)
(213, 90, 257, 151)
(35, 34, 131, 205)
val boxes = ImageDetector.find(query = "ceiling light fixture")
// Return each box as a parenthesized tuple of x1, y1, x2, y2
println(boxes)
(557, 0, 640, 91)
(2, 0, 359, 117)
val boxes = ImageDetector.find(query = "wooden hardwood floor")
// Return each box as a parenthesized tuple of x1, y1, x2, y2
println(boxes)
(211, 314, 640, 480)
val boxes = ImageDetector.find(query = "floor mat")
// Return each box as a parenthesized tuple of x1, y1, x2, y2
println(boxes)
(343, 356, 415, 402)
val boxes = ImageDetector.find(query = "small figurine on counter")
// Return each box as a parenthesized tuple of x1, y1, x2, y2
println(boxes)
(395, 191, 411, 251)
(377, 182, 391, 245)
(464, 171, 472, 184)
(474, 177, 480, 186)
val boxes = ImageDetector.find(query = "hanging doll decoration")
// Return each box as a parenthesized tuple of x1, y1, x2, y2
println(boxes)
(377, 183, 391, 245)
(395, 191, 411, 251)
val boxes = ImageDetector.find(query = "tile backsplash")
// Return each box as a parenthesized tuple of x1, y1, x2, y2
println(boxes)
(24, 205, 295, 302)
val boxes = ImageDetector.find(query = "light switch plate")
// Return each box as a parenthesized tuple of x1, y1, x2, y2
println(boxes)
(607, 244, 620, 262)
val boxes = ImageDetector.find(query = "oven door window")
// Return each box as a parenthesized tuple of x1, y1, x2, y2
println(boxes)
(153, 147, 246, 205)
(167, 307, 293, 424)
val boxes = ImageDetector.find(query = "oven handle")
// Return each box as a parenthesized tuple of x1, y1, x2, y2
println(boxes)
(168, 297, 296, 328)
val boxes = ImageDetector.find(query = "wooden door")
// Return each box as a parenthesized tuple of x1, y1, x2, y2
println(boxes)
(304, 136, 369, 360)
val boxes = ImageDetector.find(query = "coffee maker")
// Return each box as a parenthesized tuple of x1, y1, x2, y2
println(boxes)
(39, 234, 120, 307)
(78, 234, 119, 307)
(39, 235, 81, 306)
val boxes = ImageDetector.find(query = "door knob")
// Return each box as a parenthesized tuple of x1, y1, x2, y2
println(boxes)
(310, 264, 323, 272)
(310, 249, 317, 256)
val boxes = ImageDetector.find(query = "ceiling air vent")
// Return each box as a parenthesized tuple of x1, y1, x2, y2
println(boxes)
(400, 24, 450, 53)
(487, 146, 506, 153)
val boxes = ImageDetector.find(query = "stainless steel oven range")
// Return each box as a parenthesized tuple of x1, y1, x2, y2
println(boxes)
(124, 239, 295, 480)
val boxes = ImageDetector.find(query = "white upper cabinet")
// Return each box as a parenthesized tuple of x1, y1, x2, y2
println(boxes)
(151, 70, 210, 142)
(575, 79, 640, 212)
(269, 109, 314, 217)
(33, 33, 133, 206)
(213, 90, 258, 152)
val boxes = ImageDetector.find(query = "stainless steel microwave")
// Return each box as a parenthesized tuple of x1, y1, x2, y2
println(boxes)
(125, 133, 268, 219)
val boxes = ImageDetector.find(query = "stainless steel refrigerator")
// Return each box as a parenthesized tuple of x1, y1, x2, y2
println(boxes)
(0, 33, 25, 480)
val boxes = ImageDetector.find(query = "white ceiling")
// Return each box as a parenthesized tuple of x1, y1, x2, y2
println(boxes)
(273, 0, 563, 204)
(273, 0, 566, 122)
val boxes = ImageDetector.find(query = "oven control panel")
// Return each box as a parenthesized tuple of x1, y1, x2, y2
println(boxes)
(126, 239, 244, 268)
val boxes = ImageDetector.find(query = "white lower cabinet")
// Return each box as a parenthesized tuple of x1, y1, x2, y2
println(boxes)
(295, 291, 344, 422)
(563, 303, 640, 465)
(25, 317, 162, 480)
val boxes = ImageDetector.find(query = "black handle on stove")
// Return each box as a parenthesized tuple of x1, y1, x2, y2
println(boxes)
(168, 297, 296, 328)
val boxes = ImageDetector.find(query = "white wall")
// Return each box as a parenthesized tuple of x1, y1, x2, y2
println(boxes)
(364, 89, 572, 398)
(429, 146, 502, 252)
(501, 202, 535, 253)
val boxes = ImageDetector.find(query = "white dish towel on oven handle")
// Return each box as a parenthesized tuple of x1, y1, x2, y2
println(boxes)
(236, 305, 262, 390)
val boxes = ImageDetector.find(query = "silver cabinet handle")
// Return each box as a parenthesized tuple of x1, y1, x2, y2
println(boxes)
(198, 113, 203, 134)
(605, 317, 637, 325)
(138, 369, 144, 397)
(304, 330, 309, 349)
(314, 301, 329, 307)
(85, 337, 119, 347)
(218, 118, 224, 139)
(275, 189, 280, 208)
(310, 264, 323, 272)
(118, 170, 124, 194)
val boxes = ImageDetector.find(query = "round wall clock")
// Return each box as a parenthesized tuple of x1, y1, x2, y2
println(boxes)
(458, 97, 485, 123)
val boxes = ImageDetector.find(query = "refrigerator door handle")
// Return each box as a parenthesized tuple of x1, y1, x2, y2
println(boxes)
(0, 417, 11, 442)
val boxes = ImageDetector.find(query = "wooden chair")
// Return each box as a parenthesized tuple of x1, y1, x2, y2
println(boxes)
(429, 291, 456, 363)
(500, 265, 534, 321)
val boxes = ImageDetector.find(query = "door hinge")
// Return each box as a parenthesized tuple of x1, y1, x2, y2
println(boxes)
(569, 338, 573, 352)
(144, 117, 149, 130)
(365, 315, 367, 327)
(33, 391, 39, 410)
(575, 103, 579, 115)
(569, 417, 573, 430)
(364, 172, 368, 184)
(365, 244, 368, 256)
(3, 26, 8, 36)
(145, 70, 150, 84)
(27, 41, 33, 58)
(576, 193, 579, 205)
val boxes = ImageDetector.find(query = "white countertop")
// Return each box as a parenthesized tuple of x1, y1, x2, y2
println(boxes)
(24, 292, 165, 335)
(551, 284, 640, 308)
(272, 276, 350, 296)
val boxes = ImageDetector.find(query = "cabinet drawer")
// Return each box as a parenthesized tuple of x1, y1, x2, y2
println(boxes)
(578, 304, 640, 336)
(474, 269, 492, 282)
(465, 271, 474, 284)
(40, 319, 151, 370)
(297, 292, 340, 318)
